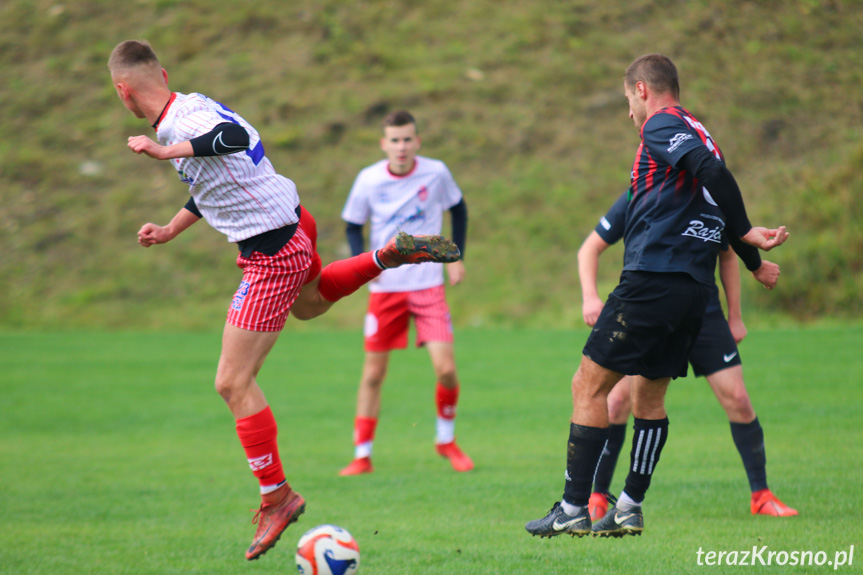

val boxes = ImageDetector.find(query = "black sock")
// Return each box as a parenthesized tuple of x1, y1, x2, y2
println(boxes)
(730, 417, 768, 492)
(563, 423, 608, 507)
(593, 423, 627, 494)
(622, 417, 669, 503)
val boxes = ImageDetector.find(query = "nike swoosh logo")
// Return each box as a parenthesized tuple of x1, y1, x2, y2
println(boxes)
(723, 352, 738, 362)
(553, 516, 584, 530)
(213, 131, 248, 155)
(614, 513, 635, 524)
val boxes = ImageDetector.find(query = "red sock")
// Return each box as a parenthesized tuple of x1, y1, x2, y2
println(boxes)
(236, 406, 286, 490)
(436, 382, 459, 419)
(318, 253, 383, 303)
(354, 416, 378, 446)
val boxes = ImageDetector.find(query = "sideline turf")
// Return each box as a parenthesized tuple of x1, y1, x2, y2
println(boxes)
(1, 328, 860, 574)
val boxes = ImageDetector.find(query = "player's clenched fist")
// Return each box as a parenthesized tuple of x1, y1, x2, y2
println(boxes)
(752, 260, 780, 290)
(137, 222, 171, 247)
(127, 135, 166, 159)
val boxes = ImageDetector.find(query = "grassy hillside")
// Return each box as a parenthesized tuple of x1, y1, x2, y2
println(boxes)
(2, 0, 862, 330)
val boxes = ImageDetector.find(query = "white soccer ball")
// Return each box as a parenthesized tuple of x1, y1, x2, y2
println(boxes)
(295, 524, 360, 575)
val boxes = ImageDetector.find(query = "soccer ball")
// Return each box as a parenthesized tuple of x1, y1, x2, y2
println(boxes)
(295, 524, 360, 575)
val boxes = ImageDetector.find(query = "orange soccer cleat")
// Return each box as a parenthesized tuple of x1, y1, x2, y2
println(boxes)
(339, 457, 374, 476)
(436, 440, 474, 472)
(751, 489, 798, 517)
(588, 492, 615, 522)
(246, 485, 306, 560)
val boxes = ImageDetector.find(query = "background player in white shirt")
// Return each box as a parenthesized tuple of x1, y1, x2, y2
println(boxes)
(339, 111, 473, 475)
(108, 41, 460, 561)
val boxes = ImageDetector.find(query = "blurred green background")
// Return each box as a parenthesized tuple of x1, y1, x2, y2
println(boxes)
(2, 0, 861, 331)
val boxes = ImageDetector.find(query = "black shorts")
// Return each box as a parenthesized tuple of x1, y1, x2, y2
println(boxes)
(583, 271, 710, 380)
(688, 307, 742, 377)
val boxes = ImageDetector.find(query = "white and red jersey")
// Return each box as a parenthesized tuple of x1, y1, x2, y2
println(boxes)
(155, 92, 300, 243)
(342, 156, 463, 293)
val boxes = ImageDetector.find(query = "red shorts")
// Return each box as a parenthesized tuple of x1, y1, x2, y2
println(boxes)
(364, 285, 453, 352)
(226, 206, 323, 332)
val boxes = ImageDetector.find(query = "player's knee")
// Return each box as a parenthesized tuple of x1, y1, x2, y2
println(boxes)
(361, 369, 386, 389)
(725, 393, 755, 421)
(607, 393, 631, 421)
(290, 308, 315, 321)
(214, 372, 236, 401)
(716, 383, 754, 419)
(361, 366, 387, 389)
(291, 301, 326, 321)
(436, 366, 457, 387)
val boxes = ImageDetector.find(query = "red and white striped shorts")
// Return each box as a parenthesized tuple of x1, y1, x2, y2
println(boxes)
(363, 285, 453, 352)
(227, 207, 323, 332)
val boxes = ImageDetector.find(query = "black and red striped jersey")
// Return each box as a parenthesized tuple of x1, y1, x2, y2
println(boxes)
(622, 106, 728, 286)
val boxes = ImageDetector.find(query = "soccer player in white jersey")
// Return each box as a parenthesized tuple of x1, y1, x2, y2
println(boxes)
(338, 110, 473, 475)
(108, 41, 460, 561)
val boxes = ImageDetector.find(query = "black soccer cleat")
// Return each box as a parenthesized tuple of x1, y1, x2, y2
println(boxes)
(591, 504, 644, 538)
(525, 501, 591, 538)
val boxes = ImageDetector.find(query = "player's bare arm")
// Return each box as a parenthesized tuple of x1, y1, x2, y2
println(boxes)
(577, 231, 611, 326)
(446, 260, 466, 286)
(719, 247, 747, 343)
(128, 122, 250, 160)
(137, 207, 200, 247)
(127, 135, 193, 160)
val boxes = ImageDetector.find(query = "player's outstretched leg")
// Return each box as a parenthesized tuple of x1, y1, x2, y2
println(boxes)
(246, 485, 306, 560)
(525, 502, 591, 538)
(376, 232, 460, 268)
(591, 503, 644, 538)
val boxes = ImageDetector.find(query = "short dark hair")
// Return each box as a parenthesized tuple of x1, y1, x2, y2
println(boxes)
(625, 54, 680, 99)
(382, 110, 417, 131)
(108, 40, 160, 72)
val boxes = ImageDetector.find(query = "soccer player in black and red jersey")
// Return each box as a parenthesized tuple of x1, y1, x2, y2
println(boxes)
(580, 193, 797, 522)
(525, 54, 789, 539)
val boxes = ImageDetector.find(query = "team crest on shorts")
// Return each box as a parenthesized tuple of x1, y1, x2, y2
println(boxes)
(232, 280, 251, 311)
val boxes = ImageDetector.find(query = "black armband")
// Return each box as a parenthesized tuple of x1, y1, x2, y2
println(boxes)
(345, 222, 365, 257)
(189, 122, 250, 157)
(184, 196, 202, 218)
(449, 199, 468, 258)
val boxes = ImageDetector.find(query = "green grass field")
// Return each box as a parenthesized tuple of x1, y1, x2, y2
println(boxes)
(2, 327, 861, 574)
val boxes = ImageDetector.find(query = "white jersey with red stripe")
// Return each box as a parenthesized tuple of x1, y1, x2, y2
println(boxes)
(155, 92, 300, 243)
(342, 156, 463, 293)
